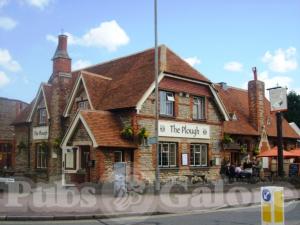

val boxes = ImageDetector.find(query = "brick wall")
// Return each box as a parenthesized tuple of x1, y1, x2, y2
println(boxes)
(0, 97, 27, 140)
(135, 77, 223, 184)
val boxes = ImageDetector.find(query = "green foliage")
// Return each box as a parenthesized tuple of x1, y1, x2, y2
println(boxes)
(223, 134, 234, 144)
(121, 126, 134, 139)
(253, 145, 260, 155)
(52, 137, 62, 149)
(17, 141, 27, 151)
(138, 127, 149, 140)
(240, 144, 248, 154)
(284, 91, 300, 127)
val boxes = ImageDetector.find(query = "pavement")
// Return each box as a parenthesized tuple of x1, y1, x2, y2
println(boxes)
(0, 180, 300, 221)
(0, 201, 299, 224)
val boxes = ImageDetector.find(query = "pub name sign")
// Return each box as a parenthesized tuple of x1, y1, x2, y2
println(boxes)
(33, 126, 49, 140)
(158, 121, 210, 139)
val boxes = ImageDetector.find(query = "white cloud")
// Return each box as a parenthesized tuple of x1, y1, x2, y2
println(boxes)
(21, 0, 52, 10)
(0, 0, 9, 8)
(258, 70, 292, 90)
(262, 47, 298, 73)
(184, 56, 201, 67)
(46, 20, 130, 52)
(0, 17, 17, 30)
(73, 59, 92, 70)
(0, 49, 22, 72)
(0, 71, 10, 87)
(224, 61, 243, 72)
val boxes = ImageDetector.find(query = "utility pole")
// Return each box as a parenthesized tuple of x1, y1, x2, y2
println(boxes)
(154, 0, 160, 194)
(276, 112, 284, 177)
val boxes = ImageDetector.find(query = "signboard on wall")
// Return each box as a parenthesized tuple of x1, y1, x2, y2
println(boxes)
(269, 87, 288, 112)
(158, 120, 210, 139)
(33, 126, 49, 140)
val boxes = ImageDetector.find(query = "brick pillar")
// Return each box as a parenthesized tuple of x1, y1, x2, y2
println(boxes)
(248, 67, 265, 133)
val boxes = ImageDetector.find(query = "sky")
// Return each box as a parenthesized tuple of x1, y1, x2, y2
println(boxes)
(0, 0, 299, 103)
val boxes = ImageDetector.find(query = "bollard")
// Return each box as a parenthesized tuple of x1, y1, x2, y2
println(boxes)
(261, 186, 284, 225)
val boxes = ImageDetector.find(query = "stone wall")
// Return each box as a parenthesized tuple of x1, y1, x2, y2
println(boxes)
(135, 78, 223, 184)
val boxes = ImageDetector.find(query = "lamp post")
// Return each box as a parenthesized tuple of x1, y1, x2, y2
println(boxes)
(154, 0, 160, 193)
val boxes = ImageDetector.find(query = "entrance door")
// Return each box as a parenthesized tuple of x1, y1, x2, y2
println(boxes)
(80, 146, 90, 182)
(62, 147, 78, 186)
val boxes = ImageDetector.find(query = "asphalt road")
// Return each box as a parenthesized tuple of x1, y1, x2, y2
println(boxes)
(0, 201, 299, 225)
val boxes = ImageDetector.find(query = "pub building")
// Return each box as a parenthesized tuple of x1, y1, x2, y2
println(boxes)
(12, 35, 299, 185)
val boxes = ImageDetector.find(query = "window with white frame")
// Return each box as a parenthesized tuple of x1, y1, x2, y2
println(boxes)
(114, 151, 123, 162)
(190, 144, 208, 166)
(78, 100, 89, 110)
(38, 108, 47, 125)
(193, 97, 205, 120)
(65, 148, 77, 170)
(159, 142, 177, 167)
(160, 91, 174, 116)
(36, 144, 47, 169)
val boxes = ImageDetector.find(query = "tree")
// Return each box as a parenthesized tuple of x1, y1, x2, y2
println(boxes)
(284, 91, 300, 127)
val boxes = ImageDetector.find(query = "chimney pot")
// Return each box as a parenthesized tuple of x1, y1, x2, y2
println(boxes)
(252, 67, 258, 80)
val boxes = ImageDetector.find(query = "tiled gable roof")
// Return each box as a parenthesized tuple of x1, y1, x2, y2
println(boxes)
(216, 85, 299, 139)
(80, 110, 136, 148)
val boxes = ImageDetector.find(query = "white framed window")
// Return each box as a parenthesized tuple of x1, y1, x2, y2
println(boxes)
(36, 144, 47, 169)
(38, 108, 47, 125)
(193, 97, 205, 120)
(78, 100, 89, 110)
(160, 91, 174, 116)
(159, 142, 177, 167)
(114, 151, 123, 162)
(190, 144, 208, 167)
(65, 148, 77, 170)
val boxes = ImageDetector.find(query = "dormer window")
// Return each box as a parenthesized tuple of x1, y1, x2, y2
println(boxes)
(78, 100, 89, 110)
(160, 91, 174, 116)
(38, 108, 47, 125)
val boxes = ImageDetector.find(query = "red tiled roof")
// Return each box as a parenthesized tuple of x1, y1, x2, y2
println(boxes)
(76, 46, 210, 110)
(216, 85, 299, 139)
(80, 110, 137, 148)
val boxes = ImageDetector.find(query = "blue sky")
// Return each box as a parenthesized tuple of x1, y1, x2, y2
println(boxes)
(0, 0, 299, 103)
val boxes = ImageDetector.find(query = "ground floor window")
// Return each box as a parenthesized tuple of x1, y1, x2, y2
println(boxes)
(159, 142, 177, 167)
(114, 151, 123, 162)
(190, 144, 208, 166)
(65, 148, 77, 170)
(36, 143, 47, 169)
(0, 143, 12, 169)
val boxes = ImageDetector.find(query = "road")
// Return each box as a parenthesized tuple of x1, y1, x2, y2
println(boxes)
(0, 201, 299, 225)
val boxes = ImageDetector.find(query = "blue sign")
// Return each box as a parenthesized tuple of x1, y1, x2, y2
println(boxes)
(262, 189, 271, 202)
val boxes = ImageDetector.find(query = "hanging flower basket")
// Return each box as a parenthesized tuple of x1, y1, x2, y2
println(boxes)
(121, 126, 134, 139)
(223, 134, 234, 144)
(17, 141, 27, 152)
(138, 127, 149, 140)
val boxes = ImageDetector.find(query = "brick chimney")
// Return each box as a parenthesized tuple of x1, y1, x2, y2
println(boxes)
(248, 67, 265, 133)
(50, 34, 71, 83)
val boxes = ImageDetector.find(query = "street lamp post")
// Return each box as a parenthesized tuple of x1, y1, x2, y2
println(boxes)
(154, 0, 160, 193)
